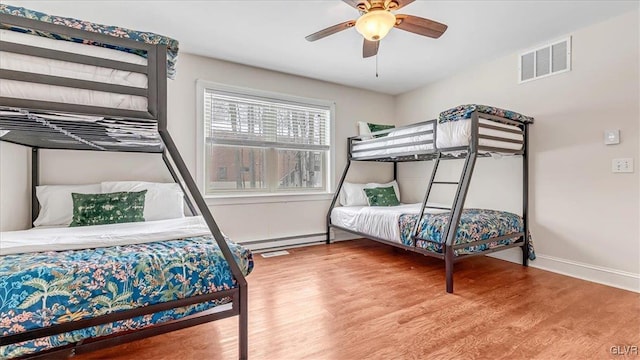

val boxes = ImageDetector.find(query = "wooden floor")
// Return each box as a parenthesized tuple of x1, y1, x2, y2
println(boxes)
(76, 239, 640, 360)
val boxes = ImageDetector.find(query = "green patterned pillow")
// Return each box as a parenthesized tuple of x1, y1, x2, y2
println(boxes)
(70, 190, 147, 227)
(363, 186, 400, 206)
(367, 123, 395, 138)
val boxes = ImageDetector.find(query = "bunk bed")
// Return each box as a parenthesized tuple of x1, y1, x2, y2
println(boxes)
(327, 104, 535, 293)
(0, 6, 250, 359)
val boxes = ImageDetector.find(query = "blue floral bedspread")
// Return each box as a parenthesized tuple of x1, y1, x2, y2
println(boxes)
(0, 237, 253, 359)
(439, 104, 534, 125)
(399, 209, 536, 258)
(0, 4, 179, 79)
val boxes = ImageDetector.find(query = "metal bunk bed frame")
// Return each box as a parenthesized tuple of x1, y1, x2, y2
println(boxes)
(326, 112, 530, 293)
(0, 14, 248, 360)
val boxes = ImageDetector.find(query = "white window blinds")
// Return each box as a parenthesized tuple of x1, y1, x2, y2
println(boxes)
(204, 89, 331, 151)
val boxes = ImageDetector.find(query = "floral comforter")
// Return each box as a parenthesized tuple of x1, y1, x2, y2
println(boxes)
(438, 104, 534, 125)
(0, 237, 253, 359)
(0, 4, 179, 79)
(399, 209, 536, 258)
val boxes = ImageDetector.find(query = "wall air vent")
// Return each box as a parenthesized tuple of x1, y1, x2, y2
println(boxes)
(519, 37, 571, 83)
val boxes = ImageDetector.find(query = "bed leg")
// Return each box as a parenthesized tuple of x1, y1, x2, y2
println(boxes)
(522, 233, 530, 267)
(445, 245, 454, 294)
(326, 227, 331, 245)
(239, 285, 248, 360)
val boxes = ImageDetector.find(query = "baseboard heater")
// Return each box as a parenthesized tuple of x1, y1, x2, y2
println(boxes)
(239, 229, 360, 252)
(240, 233, 326, 252)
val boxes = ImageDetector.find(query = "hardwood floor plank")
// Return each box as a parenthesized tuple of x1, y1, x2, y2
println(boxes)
(74, 240, 640, 360)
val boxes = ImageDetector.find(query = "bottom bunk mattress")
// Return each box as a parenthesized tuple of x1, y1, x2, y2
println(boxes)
(0, 217, 253, 359)
(331, 203, 535, 257)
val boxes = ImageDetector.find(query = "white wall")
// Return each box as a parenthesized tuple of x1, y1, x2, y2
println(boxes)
(0, 54, 396, 243)
(167, 54, 395, 242)
(395, 10, 640, 291)
(0, 142, 30, 231)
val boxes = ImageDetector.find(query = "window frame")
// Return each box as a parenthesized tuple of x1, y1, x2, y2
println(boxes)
(196, 80, 336, 201)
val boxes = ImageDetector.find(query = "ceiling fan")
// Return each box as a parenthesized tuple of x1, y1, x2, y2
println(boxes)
(305, 0, 448, 58)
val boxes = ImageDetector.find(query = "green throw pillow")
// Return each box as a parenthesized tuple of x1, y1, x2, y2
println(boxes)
(367, 123, 395, 138)
(363, 186, 399, 206)
(70, 190, 147, 227)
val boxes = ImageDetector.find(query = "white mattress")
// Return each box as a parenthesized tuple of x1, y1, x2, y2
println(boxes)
(0, 29, 148, 111)
(351, 119, 523, 158)
(0, 216, 212, 255)
(437, 118, 523, 151)
(331, 203, 448, 243)
(352, 123, 435, 158)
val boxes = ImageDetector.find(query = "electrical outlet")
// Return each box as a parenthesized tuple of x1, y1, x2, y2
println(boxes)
(612, 158, 633, 173)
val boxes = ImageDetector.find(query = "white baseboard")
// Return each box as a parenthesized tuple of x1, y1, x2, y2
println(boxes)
(242, 232, 639, 293)
(489, 249, 640, 293)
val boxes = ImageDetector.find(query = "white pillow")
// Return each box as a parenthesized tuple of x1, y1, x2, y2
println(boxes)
(101, 181, 185, 221)
(33, 184, 102, 227)
(357, 121, 372, 139)
(339, 180, 400, 206)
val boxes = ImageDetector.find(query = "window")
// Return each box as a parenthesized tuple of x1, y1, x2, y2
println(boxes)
(197, 81, 333, 197)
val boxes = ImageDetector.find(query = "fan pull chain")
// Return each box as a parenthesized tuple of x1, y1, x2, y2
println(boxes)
(376, 54, 379, 78)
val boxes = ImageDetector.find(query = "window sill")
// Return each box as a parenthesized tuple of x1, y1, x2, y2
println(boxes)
(204, 192, 335, 206)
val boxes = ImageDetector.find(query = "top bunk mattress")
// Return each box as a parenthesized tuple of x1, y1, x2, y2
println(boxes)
(351, 122, 435, 159)
(0, 29, 148, 111)
(436, 117, 524, 150)
(350, 118, 523, 159)
(1, 4, 179, 78)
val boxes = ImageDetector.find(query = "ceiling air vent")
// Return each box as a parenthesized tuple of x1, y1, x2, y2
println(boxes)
(519, 37, 571, 83)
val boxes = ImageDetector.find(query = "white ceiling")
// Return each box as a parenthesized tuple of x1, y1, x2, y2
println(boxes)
(6, 0, 639, 94)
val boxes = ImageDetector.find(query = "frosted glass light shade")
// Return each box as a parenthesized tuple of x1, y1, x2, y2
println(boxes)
(355, 10, 396, 41)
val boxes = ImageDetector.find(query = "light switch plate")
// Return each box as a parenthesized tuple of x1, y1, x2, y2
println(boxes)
(612, 158, 633, 173)
(604, 129, 620, 145)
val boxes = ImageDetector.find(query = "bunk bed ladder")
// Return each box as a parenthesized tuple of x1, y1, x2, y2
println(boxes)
(443, 150, 478, 293)
(412, 148, 478, 293)
(410, 153, 443, 240)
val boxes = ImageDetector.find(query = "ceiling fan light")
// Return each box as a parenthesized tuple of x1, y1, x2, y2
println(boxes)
(355, 10, 396, 41)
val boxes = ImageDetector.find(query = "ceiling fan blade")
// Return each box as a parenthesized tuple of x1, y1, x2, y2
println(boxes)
(363, 39, 379, 58)
(343, 0, 369, 12)
(387, 0, 415, 10)
(305, 20, 356, 42)
(395, 14, 448, 39)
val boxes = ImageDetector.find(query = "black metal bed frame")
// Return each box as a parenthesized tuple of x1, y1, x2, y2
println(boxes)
(0, 14, 248, 359)
(327, 112, 531, 293)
